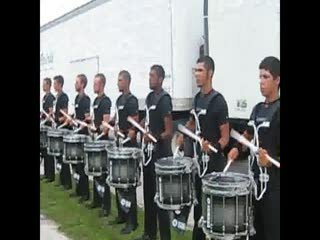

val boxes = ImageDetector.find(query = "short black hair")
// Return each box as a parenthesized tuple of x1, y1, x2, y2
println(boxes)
(259, 56, 280, 79)
(197, 55, 215, 75)
(119, 70, 131, 83)
(77, 74, 88, 88)
(53, 75, 64, 87)
(43, 77, 51, 87)
(150, 65, 165, 80)
(95, 73, 106, 86)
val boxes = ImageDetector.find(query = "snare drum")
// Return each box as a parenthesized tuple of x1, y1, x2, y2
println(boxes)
(199, 172, 253, 240)
(154, 156, 195, 211)
(84, 140, 115, 176)
(106, 146, 143, 189)
(47, 128, 72, 156)
(63, 134, 89, 164)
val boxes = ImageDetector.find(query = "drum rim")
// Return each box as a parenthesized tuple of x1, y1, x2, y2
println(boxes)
(155, 156, 193, 172)
(202, 172, 252, 196)
(47, 129, 72, 137)
(63, 134, 89, 143)
(106, 146, 143, 159)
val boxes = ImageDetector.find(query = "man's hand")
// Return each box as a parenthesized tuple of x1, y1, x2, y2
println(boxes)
(228, 147, 239, 161)
(143, 132, 153, 143)
(128, 129, 136, 140)
(175, 133, 184, 150)
(201, 139, 211, 153)
(258, 148, 272, 167)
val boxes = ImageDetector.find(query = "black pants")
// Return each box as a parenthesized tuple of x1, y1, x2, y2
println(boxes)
(250, 188, 280, 240)
(116, 187, 138, 226)
(192, 153, 226, 240)
(92, 173, 111, 212)
(42, 150, 55, 181)
(143, 153, 171, 240)
(73, 163, 90, 199)
(56, 156, 72, 189)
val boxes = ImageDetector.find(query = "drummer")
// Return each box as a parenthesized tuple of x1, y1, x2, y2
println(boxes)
(64, 74, 91, 203)
(53, 75, 73, 190)
(40, 77, 56, 182)
(134, 65, 172, 240)
(86, 73, 112, 218)
(227, 56, 280, 240)
(176, 56, 230, 240)
(107, 70, 139, 234)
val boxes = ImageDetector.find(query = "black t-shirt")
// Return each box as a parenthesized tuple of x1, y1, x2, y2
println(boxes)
(75, 94, 91, 121)
(93, 94, 111, 131)
(248, 98, 280, 190)
(116, 93, 139, 133)
(54, 92, 69, 124)
(192, 89, 229, 171)
(42, 92, 55, 114)
(145, 89, 173, 157)
(41, 92, 55, 126)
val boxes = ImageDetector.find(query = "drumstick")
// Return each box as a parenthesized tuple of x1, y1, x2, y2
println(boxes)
(173, 146, 181, 158)
(101, 121, 125, 138)
(96, 132, 105, 140)
(57, 122, 68, 129)
(75, 119, 97, 131)
(230, 129, 280, 168)
(223, 159, 233, 173)
(127, 116, 158, 143)
(59, 109, 79, 126)
(177, 124, 218, 153)
(41, 110, 55, 123)
(121, 137, 131, 144)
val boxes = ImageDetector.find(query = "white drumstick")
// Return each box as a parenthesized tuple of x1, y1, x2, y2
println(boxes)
(57, 122, 68, 129)
(223, 159, 233, 173)
(127, 116, 158, 143)
(230, 129, 280, 168)
(41, 110, 54, 123)
(75, 119, 97, 131)
(173, 146, 182, 159)
(96, 132, 105, 140)
(177, 124, 218, 153)
(59, 109, 78, 126)
(122, 137, 131, 144)
(101, 121, 125, 138)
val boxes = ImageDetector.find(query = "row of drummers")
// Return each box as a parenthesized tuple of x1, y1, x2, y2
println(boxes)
(40, 113, 275, 240)
(40, 58, 280, 240)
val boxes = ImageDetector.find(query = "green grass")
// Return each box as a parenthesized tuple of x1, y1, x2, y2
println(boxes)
(40, 176, 192, 240)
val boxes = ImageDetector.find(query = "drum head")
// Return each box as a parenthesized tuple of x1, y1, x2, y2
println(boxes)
(202, 172, 252, 197)
(63, 134, 89, 143)
(155, 156, 193, 173)
(106, 146, 142, 159)
(84, 140, 114, 152)
(40, 125, 50, 132)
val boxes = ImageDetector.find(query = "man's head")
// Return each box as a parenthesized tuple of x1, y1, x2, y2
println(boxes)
(195, 56, 215, 88)
(75, 74, 88, 93)
(117, 70, 131, 92)
(42, 77, 51, 92)
(53, 75, 64, 93)
(259, 56, 280, 97)
(149, 65, 165, 90)
(93, 73, 106, 94)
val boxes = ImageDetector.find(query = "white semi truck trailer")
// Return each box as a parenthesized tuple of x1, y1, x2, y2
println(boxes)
(40, 0, 279, 132)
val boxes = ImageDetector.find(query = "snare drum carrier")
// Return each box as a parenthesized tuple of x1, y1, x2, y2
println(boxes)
(143, 89, 172, 166)
(192, 90, 226, 176)
(248, 99, 280, 198)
